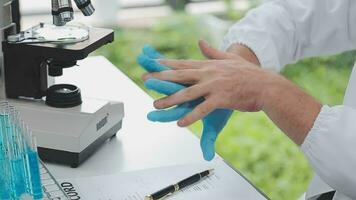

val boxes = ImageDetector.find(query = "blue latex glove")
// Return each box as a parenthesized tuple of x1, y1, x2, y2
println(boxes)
(137, 45, 233, 161)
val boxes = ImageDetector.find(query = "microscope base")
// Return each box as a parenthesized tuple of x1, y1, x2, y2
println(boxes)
(37, 121, 122, 168)
(8, 97, 125, 168)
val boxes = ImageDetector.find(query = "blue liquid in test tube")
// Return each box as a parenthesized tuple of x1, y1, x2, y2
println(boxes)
(9, 126, 28, 198)
(27, 149, 43, 199)
(0, 167, 11, 199)
(0, 113, 10, 199)
(10, 157, 27, 197)
(0, 145, 11, 199)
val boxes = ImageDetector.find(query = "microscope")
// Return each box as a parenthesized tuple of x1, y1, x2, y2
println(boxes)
(0, 0, 124, 168)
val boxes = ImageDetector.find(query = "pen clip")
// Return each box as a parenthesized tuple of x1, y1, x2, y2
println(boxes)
(158, 192, 173, 200)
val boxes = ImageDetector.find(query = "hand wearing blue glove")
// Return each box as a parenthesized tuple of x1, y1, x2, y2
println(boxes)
(137, 45, 233, 161)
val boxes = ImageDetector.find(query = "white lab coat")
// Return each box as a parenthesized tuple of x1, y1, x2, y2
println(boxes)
(221, 0, 356, 199)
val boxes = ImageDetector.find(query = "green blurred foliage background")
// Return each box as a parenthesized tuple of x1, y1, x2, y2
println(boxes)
(96, 14, 355, 200)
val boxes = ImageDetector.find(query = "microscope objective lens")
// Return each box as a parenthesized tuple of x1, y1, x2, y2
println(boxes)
(74, 0, 95, 16)
(52, 0, 74, 26)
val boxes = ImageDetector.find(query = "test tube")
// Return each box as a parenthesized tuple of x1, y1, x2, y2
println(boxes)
(18, 122, 35, 196)
(26, 130, 43, 199)
(0, 102, 14, 199)
(8, 115, 28, 198)
(0, 121, 11, 200)
(0, 103, 9, 192)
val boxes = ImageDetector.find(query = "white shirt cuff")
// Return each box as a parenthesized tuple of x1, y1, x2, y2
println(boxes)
(220, 26, 283, 72)
(301, 105, 335, 153)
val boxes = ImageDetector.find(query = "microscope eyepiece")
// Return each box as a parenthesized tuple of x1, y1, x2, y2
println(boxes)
(73, 0, 95, 16)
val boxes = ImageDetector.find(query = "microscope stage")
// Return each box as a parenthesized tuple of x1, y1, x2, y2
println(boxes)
(8, 97, 124, 168)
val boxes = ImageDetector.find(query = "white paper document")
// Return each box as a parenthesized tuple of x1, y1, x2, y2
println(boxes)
(58, 158, 267, 200)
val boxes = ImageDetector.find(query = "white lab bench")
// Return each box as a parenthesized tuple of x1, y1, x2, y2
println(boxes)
(47, 56, 268, 199)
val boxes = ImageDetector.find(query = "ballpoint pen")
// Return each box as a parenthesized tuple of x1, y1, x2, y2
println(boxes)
(145, 169, 214, 200)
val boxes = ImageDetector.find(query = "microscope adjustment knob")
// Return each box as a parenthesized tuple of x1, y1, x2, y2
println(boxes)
(46, 84, 82, 108)
(48, 67, 63, 77)
(47, 60, 77, 77)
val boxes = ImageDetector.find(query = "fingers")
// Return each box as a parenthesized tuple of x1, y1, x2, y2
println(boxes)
(154, 85, 207, 109)
(198, 40, 238, 60)
(147, 103, 192, 122)
(144, 79, 185, 96)
(142, 44, 164, 59)
(143, 69, 199, 84)
(159, 59, 217, 70)
(200, 128, 218, 161)
(178, 98, 216, 127)
(137, 54, 170, 72)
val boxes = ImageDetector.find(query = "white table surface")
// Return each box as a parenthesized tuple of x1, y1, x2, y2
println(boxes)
(47, 56, 267, 198)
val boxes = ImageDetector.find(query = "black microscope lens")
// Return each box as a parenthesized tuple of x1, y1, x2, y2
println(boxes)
(46, 84, 82, 108)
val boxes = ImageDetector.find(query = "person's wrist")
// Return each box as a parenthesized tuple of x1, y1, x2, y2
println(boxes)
(260, 74, 322, 145)
(256, 72, 283, 111)
(227, 43, 260, 66)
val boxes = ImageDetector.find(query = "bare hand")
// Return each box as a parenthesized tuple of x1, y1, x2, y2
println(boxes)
(143, 56, 275, 127)
(143, 43, 322, 145)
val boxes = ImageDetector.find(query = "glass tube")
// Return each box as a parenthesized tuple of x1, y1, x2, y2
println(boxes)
(27, 132, 43, 199)
(0, 118, 11, 199)
(8, 114, 28, 198)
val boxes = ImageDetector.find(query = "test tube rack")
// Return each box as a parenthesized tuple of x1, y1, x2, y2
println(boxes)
(0, 101, 69, 200)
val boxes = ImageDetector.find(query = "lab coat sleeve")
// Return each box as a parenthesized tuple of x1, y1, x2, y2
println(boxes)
(301, 105, 356, 199)
(221, 0, 356, 71)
